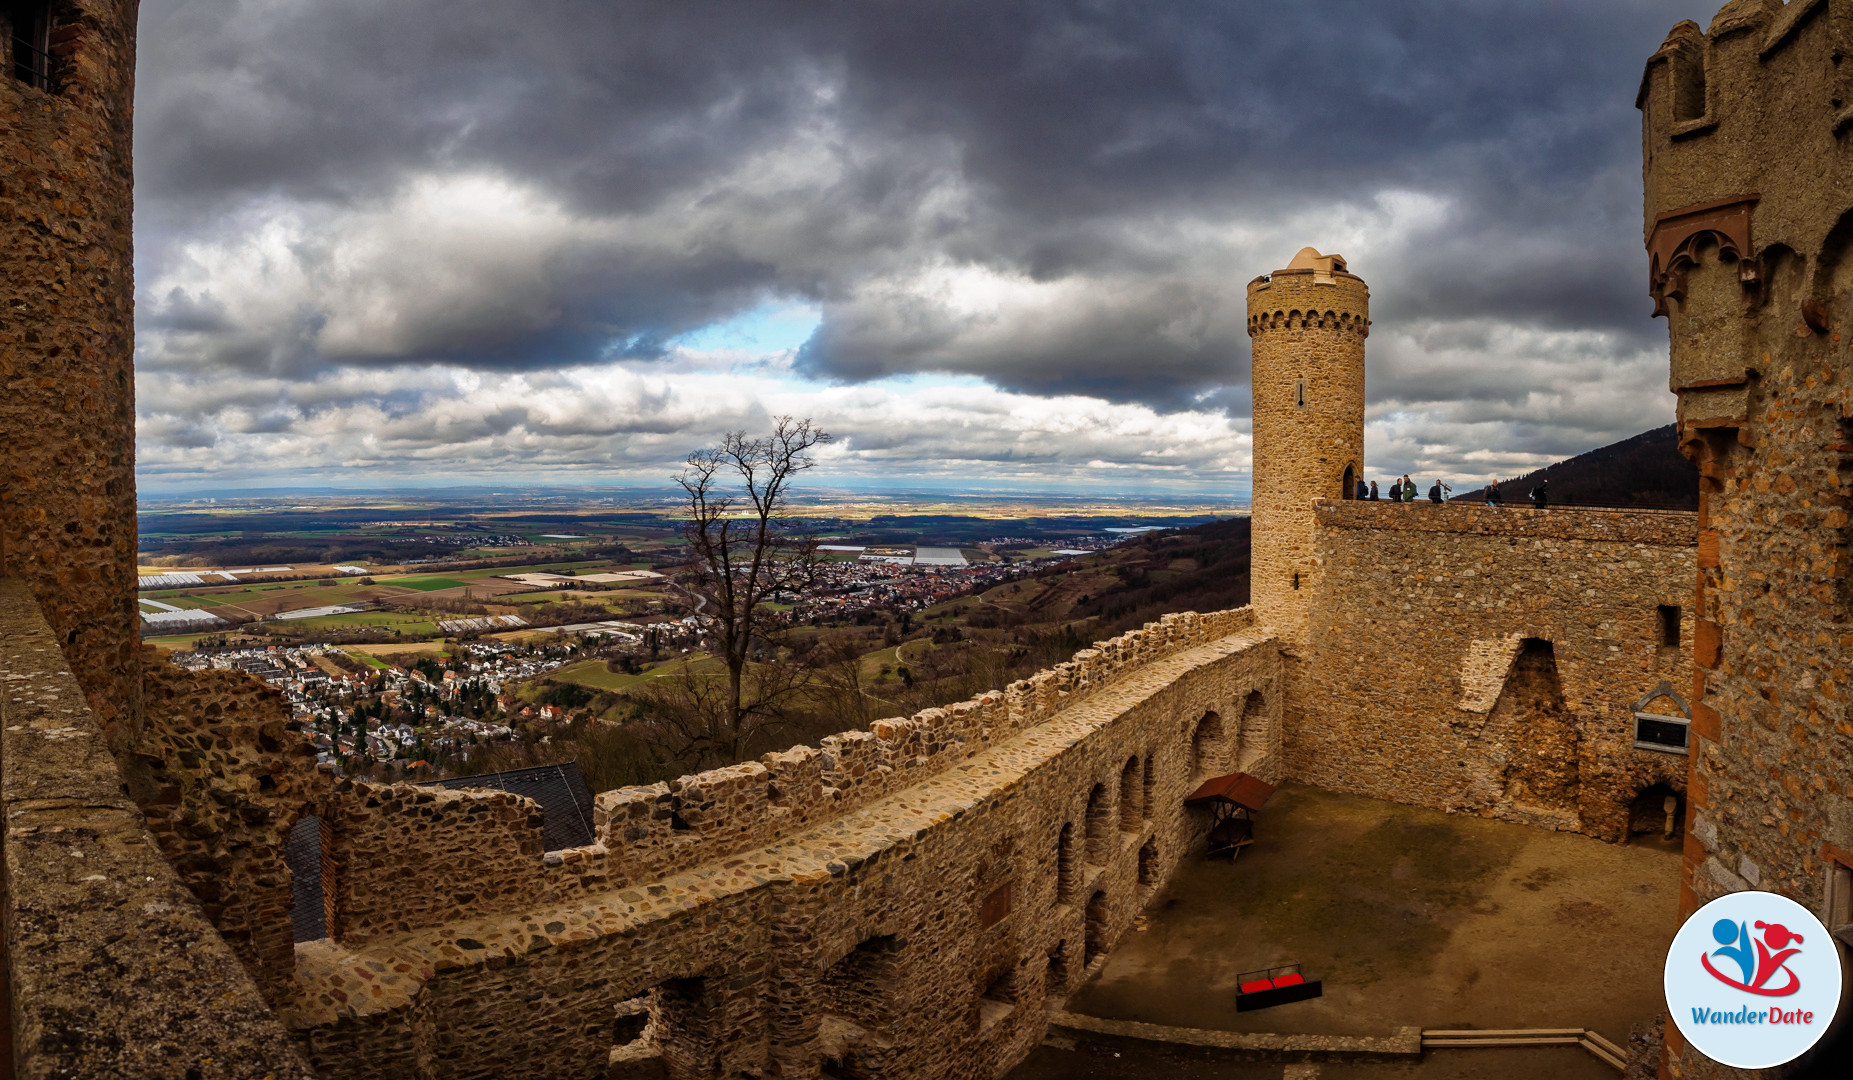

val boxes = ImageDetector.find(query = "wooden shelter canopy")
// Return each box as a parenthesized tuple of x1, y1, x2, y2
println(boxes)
(1184, 772, 1275, 812)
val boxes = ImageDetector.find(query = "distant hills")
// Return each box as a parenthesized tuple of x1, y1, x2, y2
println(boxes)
(1454, 424, 1697, 510)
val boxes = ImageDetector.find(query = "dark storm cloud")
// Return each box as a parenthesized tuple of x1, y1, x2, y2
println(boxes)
(133, 0, 1723, 483)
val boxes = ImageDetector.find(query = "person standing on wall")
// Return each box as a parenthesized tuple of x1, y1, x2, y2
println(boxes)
(1388, 478, 1401, 502)
(1428, 479, 1443, 503)
(1529, 478, 1549, 509)
(1401, 475, 1416, 503)
(1368, 480, 1379, 500)
(1486, 479, 1502, 508)
(1355, 477, 1369, 501)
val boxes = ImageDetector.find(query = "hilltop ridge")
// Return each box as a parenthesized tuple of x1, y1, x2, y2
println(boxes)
(1455, 424, 1696, 509)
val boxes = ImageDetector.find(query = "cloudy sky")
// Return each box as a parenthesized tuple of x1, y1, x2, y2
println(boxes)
(133, 1, 1719, 496)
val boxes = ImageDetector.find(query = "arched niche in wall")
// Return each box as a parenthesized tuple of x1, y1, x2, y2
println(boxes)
(1084, 784, 1111, 865)
(1189, 711, 1225, 778)
(1118, 757, 1141, 832)
(1236, 690, 1268, 771)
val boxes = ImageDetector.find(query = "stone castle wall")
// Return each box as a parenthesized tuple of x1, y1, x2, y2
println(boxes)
(0, 0, 144, 751)
(136, 656, 332, 1006)
(283, 610, 1281, 1079)
(1641, 3, 1853, 1077)
(1296, 501, 1697, 841)
(0, 581, 314, 1079)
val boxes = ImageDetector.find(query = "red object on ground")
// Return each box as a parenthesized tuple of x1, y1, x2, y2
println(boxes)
(1240, 979, 1273, 994)
(1272, 972, 1304, 987)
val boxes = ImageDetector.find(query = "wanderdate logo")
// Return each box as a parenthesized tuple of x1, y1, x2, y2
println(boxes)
(1666, 892, 1842, 1069)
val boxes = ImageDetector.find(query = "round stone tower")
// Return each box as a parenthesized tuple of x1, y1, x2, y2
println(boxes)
(1244, 247, 1368, 652)
(1, 1, 143, 748)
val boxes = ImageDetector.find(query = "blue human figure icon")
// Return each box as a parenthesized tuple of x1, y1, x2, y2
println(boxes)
(1712, 919, 1755, 984)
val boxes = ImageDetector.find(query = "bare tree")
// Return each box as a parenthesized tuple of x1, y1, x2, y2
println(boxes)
(662, 417, 830, 766)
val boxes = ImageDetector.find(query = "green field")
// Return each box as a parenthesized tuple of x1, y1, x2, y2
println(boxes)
(380, 575, 470, 591)
(279, 612, 441, 635)
(549, 654, 721, 693)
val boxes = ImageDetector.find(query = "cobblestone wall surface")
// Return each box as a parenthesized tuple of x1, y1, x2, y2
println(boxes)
(1641, 5, 1853, 1077)
(1297, 502, 1697, 840)
(0, 579, 313, 1080)
(137, 653, 331, 1005)
(0, 0, 143, 751)
(283, 613, 1281, 1080)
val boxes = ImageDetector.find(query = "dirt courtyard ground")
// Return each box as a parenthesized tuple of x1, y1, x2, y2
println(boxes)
(1009, 783, 1681, 1079)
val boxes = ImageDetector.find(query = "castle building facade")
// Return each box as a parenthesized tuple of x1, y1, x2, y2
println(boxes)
(1639, 2, 1853, 1075)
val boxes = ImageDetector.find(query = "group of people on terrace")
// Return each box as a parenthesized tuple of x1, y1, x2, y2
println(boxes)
(1351, 475, 1549, 508)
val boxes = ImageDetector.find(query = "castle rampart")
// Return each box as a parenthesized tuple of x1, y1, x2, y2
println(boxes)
(0, 579, 313, 1079)
(1297, 502, 1697, 840)
(1641, 3, 1853, 1076)
(284, 615, 1282, 1079)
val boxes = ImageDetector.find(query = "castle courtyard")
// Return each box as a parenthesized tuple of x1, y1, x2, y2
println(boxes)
(1010, 784, 1680, 1078)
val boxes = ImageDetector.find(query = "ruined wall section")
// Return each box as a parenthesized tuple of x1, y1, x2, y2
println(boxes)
(0, 0, 143, 750)
(1296, 502, 1696, 841)
(0, 580, 313, 1079)
(1641, 4, 1853, 1076)
(283, 614, 1280, 1080)
(135, 654, 332, 1007)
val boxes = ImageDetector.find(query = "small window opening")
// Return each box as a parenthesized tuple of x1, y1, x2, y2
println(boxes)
(1137, 837, 1159, 889)
(1670, 40, 1706, 123)
(1342, 464, 1355, 499)
(7, 2, 54, 92)
(1633, 712, 1689, 754)
(1657, 605, 1681, 648)
(1291, 572, 1300, 590)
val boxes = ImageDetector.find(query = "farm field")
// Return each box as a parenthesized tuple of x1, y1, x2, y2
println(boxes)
(382, 575, 470, 592)
(275, 611, 442, 635)
(550, 653, 723, 692)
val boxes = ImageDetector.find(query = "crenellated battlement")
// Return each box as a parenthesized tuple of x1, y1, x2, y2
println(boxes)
(1245, 308, 1370, 338)
(320, 607, 1261, 949)
(1639, 0, 1853, 316)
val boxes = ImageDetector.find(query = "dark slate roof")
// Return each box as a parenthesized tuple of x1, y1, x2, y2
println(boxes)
(430, 761, 598, 852)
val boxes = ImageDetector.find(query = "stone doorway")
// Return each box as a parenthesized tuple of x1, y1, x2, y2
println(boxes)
(1625, 783, 1684, 849)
